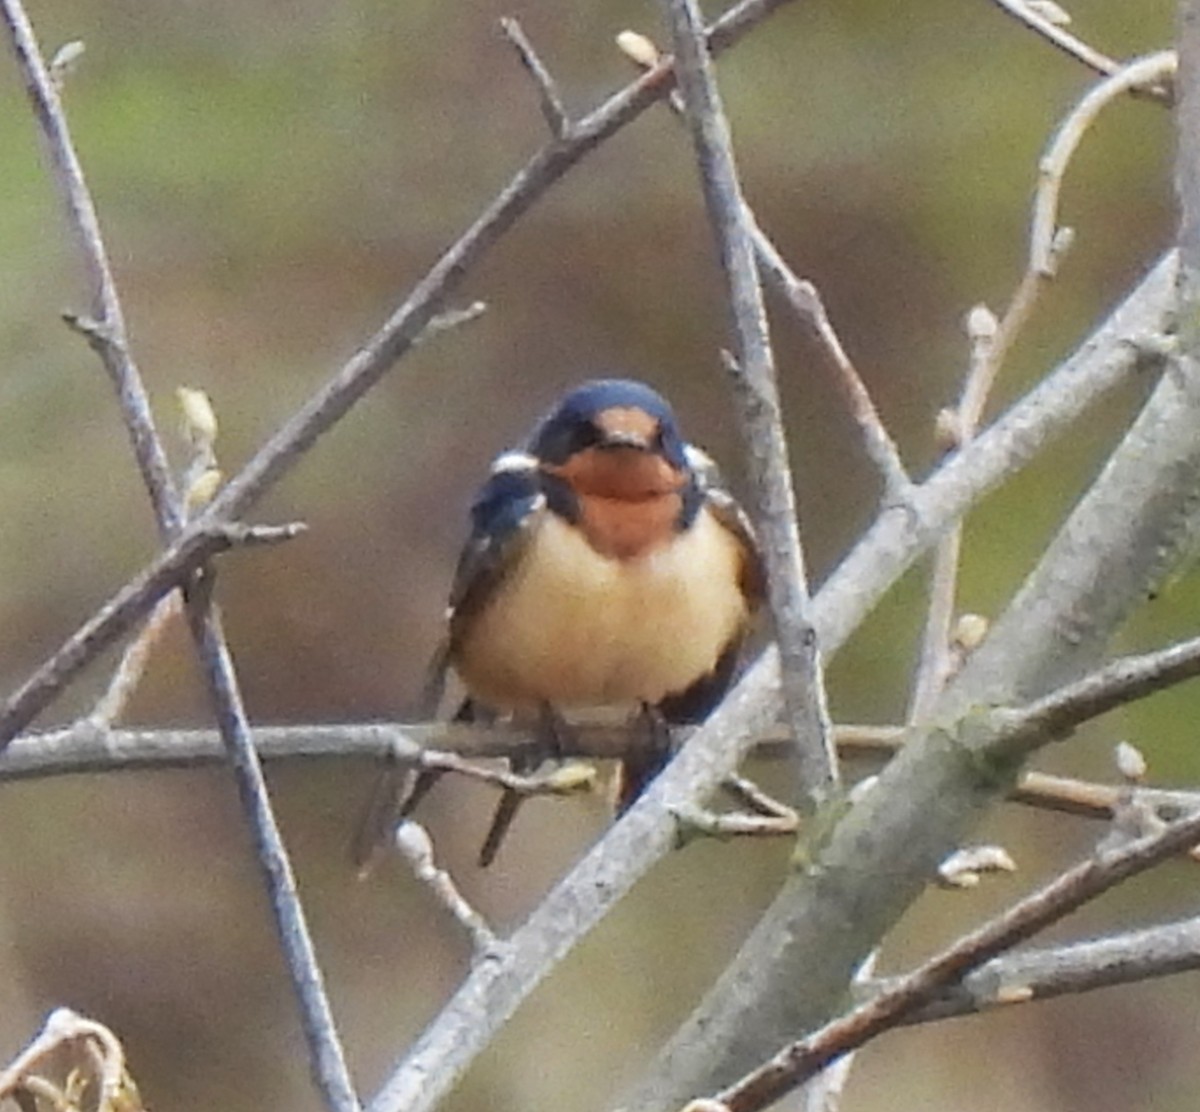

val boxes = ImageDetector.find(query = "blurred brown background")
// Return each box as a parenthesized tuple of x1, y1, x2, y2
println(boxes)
(0, 0, 1192, 1110)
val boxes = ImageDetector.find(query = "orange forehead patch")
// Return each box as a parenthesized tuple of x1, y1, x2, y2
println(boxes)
(594, 406, 660, 444)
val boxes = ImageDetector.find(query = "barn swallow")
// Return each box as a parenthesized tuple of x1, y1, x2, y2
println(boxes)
(355, 378, 764, 870)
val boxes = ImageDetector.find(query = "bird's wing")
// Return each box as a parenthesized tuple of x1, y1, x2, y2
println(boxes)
(447, 454, 547, 648)
(685, 444, 767, 609)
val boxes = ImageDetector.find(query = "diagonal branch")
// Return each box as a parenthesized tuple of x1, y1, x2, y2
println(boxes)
(986, 0, 1173, 102)
(366, 252, 1176, 1112)
(712, 797, 1200, 1111)
(0, 0, 180, 537)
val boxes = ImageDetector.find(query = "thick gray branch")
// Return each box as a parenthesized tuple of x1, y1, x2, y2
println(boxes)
(368, 252, 1175, 1112)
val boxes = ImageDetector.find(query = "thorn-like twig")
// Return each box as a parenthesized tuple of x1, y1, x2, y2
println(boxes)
(500, 17, 572, 139)
(721, 772, 799, 820)
(414, 300, 489, 347)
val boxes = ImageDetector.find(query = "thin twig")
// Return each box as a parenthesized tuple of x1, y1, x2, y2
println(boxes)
(615, 31, 909, 501)
(184, 588, 360, 1112)
(985, 0, 1171, 102)
(1032, 51, 1177, 276)
(672, 802, 798, 839)
(721, 772, 799, 819)
(393, 821, 499, 955)
(2, 5, 359, 1107)
(418, 749, 597, 797)
(87, 593, 180, 729)
(896, 915, 1200, 1025)
(499, 18, 571, 139)
(664, 0, 839, 803)
(1, 3, 181, 538)
(711, 798, 1200, 1112)
(0, 517, 300, 742)
(907, 53, 1173, 723)
(800, 951, 877, 1112)
(0, 0, 805, 749)
(746, 221, 911, 501)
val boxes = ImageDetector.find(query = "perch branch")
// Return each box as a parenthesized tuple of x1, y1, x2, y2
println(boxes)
(0, 0, 806, 748)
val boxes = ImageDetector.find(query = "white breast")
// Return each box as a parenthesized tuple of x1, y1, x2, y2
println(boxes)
(453, 508, 750, 713)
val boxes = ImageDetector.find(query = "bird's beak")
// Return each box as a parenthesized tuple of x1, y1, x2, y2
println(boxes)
(597, 429, 653, 452)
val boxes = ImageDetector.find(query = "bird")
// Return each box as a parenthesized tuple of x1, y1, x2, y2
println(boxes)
(355, 378, 764, 870)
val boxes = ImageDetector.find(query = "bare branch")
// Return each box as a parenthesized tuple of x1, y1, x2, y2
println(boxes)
(499, 18, 571, 139)
(0, 517, 299, 743)
(183, 589, 360, 1112)
(86, 594, 180, 729)
(1032, 52, 1177, 276)
(900, 916, 1200, 1024)
(0, 0, 806, 749)
(711, 797, 1200, 1111)
(747, 228, 911, 501)
(615, 30, 909, 500)
(909, 52, 1174, 725)
(3, 4, 359, 1106)
(393, 821, 498, 956)
(986, 0, 1171, 101)
(0, 3, 181, 537)
(8, 719, 1200, 845)
(664, 0, 839, 802)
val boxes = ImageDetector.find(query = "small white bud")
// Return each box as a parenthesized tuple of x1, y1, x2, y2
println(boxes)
(938, 844, 1016, 889)
(1115, 740, 1147, 783)
(934, 407, 963, 453)
(394, 819, 434, 865)
(1026, 0, 1071, 26)
(49, 40, 86, 86)
(952, 613, 989, 654)
(176, 386, 219, 448)
(616, 30, 661, 70)
(965, 303, 998, 344)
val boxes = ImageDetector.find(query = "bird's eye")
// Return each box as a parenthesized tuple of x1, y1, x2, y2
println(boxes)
(575, 422, 602, 451)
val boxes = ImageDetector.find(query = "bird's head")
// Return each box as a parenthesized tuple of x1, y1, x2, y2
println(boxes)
(529, 379, 690, 502)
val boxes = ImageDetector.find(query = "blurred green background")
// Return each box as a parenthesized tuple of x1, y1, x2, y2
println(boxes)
(0, 0, 1192, 1109)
